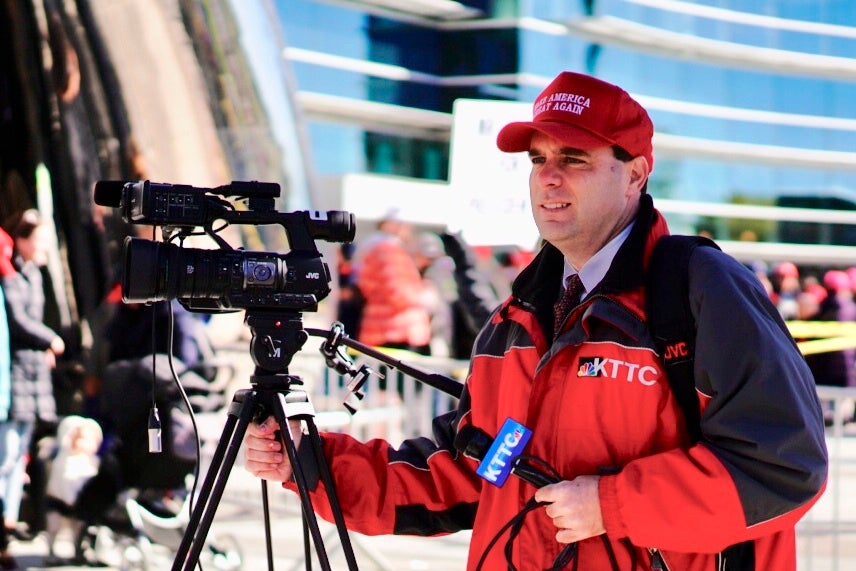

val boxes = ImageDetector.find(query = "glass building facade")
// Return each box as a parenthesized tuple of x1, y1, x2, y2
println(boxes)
(264, 0, 856, 243)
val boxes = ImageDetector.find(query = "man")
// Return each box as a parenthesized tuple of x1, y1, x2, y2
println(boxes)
(351, 210, 432, 354)
(244, 71, 827, 570)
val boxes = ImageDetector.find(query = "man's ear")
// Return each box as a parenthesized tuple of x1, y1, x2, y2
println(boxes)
(628, 155, 650, 193)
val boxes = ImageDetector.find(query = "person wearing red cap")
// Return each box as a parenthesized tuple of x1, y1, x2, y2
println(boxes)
(770, 261, 802, 320)
(242, 72, 827, 570)
(804, 270, 856, 390)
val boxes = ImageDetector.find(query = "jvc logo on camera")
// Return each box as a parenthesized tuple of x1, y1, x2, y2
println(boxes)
(476, 419, 533, 487)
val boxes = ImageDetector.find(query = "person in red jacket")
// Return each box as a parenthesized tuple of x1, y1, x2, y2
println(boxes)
(352, 211, 432, 355)
(243, 71, 827, 570)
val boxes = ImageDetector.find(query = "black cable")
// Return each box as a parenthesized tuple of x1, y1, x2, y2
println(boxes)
(150, 324, 157, 409)
(148, 225, 160, 453)
(142, 231, 205, 570)
(547, 543, 577, 570)
(517, 454, 563, 482)
(601, 535, 620, 571)
(474, 498, 545, 571)
(621, 538, 638, 571)
(503, 508, 526, 571)
(164, 302, 202, 506)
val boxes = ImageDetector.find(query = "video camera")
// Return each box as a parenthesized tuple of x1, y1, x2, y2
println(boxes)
(94, 180, 356, 313)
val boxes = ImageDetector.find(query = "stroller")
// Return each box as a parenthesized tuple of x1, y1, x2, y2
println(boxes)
(82, 480, 243, 571)
(72, 354, 243, 570)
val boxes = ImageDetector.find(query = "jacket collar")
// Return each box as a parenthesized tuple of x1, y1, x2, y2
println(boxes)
(511, 193, 664, 313)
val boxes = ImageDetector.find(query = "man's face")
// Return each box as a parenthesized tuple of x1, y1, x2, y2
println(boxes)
(527, 132, 646, 268)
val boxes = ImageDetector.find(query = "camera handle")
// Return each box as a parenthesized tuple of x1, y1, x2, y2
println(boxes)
(170, 311, 359, 571)
(309, 322, 464, 401)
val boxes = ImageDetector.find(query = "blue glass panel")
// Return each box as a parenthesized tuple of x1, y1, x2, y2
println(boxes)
(518, 28, 589, 76)
(279, 0, 368, 58)
(594, 0, 856, 55)
(272, 0, 856, 214)
(651, 156, 856, 208)
(307, 121, 365, 175)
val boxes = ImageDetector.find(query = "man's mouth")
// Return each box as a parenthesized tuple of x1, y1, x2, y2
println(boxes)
(543, 202, 570, 210)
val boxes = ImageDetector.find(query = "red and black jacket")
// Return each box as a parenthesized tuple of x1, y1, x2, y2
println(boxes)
(290, 194, 827, 570)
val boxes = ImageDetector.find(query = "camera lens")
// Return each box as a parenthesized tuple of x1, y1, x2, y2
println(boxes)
(121, 236, 331, 310)
(122, 237, 161, 303)
(253, 264, 272, 281)
(122, 237, 231, 303)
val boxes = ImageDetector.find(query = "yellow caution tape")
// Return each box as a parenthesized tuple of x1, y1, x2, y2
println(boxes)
(787, 321, 856, 356)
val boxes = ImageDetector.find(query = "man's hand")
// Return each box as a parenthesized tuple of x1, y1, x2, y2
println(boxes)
(534, 475, 604, 544)
(243, 416, 302, 482)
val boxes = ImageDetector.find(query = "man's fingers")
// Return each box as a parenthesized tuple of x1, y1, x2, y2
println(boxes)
(555, 529, 584, 545)
(247, 462, 288, 481)
(243, 417, 300, 483)
(244, 445, 284, 464)
(249, 416, 280, 436)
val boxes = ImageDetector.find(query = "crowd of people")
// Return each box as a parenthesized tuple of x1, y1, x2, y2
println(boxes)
(0, 209, 225, 569)
(337, 213, 856, 393)
(761, 260, 856, 390)
(335, 210, 531, 361)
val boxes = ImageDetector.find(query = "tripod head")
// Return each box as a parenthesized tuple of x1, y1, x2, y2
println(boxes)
(246, 310, 308, 374)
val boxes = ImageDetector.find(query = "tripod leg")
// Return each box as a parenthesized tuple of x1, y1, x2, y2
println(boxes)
(302, 414, 360, 570)
(261, 483, 275, 570)
(171, 389, 259, 571)
(270, 390, 337, 570)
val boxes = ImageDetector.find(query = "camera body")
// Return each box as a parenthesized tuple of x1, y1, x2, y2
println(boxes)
(95, 180, 355, 313)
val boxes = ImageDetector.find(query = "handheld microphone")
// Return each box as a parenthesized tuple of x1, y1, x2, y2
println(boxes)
(455, 419, 559, 488)
(93, 180, 127, 207)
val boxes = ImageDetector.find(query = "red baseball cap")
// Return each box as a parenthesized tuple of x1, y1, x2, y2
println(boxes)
(496, 71, 654, 170)
(0, 227, 14, 278)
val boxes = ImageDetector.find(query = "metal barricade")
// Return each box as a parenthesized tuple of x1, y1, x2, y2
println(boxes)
(309, 351, 466, 445)
(798, 386, 856, 571)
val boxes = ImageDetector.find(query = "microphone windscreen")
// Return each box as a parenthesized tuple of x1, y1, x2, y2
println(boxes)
(93, 180, 126, 207)
(454, 425, 493, 460)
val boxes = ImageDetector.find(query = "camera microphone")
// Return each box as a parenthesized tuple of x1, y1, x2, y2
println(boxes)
(455, 420, 559, 489)
(93, 180, 127, 207)
(148, 406, 162, 453)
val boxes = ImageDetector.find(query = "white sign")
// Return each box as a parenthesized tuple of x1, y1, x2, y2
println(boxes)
(448, 99, 539, 249)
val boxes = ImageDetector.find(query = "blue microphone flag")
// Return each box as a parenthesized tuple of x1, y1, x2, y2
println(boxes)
(475, 418, 533, 487)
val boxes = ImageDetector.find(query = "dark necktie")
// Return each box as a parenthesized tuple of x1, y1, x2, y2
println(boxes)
(554, 273, 584, 335)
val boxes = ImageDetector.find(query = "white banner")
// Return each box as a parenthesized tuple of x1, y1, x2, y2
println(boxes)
(448, 99, 539, 249)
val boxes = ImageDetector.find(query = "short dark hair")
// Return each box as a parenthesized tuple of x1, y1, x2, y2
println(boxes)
(612, 145, 648, 194)
(612, 145, 633, 162)
(5, 209, 41, 240)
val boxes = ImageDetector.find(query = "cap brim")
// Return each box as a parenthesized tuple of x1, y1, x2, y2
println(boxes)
(496, 120, 615, 153)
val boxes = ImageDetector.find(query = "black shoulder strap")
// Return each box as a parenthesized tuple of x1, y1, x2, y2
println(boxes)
(645, 234, 720, 444)
(646, 235, 755, 570)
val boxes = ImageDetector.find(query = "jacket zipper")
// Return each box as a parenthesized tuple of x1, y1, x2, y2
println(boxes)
(648, 548, 671, 571)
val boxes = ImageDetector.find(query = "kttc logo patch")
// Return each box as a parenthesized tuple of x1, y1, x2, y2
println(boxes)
(576, 356, 659, 386)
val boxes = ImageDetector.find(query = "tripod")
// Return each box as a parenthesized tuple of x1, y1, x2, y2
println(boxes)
(170, 310, 359, 571)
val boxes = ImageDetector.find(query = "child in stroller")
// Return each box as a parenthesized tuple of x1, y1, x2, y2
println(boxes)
(49, 354, 242, 569)
(44, 415, 104, 565)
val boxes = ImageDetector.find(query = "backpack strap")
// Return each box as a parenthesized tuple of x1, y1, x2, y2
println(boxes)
(645, 234, 720, 444)
(646, 234, 755, 570)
